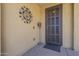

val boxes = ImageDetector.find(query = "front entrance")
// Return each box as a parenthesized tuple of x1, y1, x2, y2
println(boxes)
(45, 4, 62, 52)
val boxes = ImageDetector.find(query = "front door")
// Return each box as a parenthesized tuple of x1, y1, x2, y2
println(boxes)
(45, 4, 62, 46)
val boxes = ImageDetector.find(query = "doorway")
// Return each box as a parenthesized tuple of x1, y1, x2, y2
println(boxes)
(44, 4, 62, 52)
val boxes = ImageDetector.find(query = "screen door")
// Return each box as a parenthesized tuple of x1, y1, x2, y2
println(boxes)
(45, 4, 62, 46)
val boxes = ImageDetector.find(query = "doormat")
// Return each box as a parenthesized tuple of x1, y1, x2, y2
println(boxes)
(44, 44, 61, 52)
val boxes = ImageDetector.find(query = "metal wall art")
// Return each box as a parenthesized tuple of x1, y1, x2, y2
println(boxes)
(19, 6, 32, 23)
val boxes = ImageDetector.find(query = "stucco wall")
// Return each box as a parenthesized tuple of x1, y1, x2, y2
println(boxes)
(1, 3, 41, 56)
(40, 3, 72, 48)
(62, 4, 72, 48)
(0, 4, 1, 55)
(74, 3, 79, 51)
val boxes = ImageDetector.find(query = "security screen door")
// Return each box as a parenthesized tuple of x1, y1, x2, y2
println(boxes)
(45, 4, 62, 46)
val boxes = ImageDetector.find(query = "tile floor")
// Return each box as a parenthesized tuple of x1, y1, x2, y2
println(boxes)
(23, 43, 79, 56)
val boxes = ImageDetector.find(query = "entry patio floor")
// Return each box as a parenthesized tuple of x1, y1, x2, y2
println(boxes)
(23, 43, 79, 56)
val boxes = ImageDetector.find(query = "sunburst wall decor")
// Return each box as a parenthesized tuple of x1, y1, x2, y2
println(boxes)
(19, 6, 32, 23)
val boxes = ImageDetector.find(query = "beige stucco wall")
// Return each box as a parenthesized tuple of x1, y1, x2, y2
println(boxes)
(0, 4, 1, 55)
(62, 4, 72, 48)
(1, 3, 41, 56)
(74, 3, 79, 51)
(40, 3, 72, 48)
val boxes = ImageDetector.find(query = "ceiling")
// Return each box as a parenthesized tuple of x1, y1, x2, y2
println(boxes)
(37, 3, 59, 7)
(38, 3, 53, 6)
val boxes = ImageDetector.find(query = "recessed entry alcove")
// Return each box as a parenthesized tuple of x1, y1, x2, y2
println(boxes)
(0, 3, 79, 56)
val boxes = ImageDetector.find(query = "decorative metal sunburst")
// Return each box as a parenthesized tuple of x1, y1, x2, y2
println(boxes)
(19, 6, 32, 23)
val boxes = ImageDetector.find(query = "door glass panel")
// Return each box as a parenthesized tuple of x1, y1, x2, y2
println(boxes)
(52, 26, 55, 34)
(52, 17, 55, 25)
(56, 30, 59, 34)
(48, 35, 55, 43)
(56, 26, 59, 31)
(48, 26, 51, 34)
(48, 18, 51, 25)
(55, 8, 59, 16)
(56, 35, 59, 43)
(52, 9, 56, 16)
(56, 17, 59, 25)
